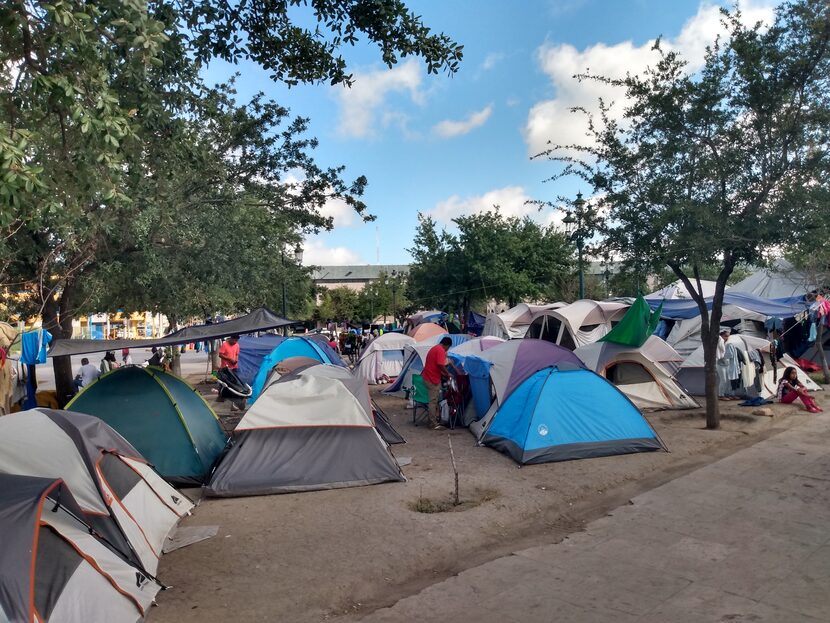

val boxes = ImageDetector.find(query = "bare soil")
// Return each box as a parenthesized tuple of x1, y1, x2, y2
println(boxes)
(148, 381, 827, 623)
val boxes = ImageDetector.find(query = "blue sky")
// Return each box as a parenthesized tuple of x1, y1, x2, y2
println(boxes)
(204, 0, 778, 266)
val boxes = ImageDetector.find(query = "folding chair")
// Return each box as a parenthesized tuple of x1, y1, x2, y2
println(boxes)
(409, 374, 431, 426)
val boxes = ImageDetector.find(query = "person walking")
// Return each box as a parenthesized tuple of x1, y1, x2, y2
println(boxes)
(422, 337, 452, 430)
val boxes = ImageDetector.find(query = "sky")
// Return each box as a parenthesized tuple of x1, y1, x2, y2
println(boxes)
(203, 0, 779, 267)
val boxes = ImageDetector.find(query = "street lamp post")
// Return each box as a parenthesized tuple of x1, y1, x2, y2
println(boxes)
(281, 243, 303, 334)
(391, 270, 398, 328)
(562, 192, 592, 300)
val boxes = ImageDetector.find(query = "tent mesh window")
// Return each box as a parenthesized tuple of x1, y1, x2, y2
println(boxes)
(607, 362, 653, 385)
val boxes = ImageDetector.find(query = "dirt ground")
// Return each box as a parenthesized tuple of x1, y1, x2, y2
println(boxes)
(148, 381, 828, 623)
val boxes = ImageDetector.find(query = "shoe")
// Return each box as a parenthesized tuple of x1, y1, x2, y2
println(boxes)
(432, 425, 447, 431)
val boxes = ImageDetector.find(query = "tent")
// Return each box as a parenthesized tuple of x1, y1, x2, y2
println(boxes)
(250, 335, 346, 401)
(525, 300, 630, 349)
(354, 332, 417, 384)
(404, 310, 447, 333)
(478, 366, 667, 464)
(0, 409, 193, 575)
(575, 336, 698, 410)
(730, 259, 817, 299)
(466, 310, 487, 335)
(646, 279, 721, 300)
(677, 334, 821, 397)
(206, 365, 405, 496)
(66, 366, 227, 484)
(48, 307, 295, 357)
(0, 474, 162, 622)
(482, 303, 564, 340)
(385, 336, 503, 398)
(408, 322, 448, 342)
(238, 334, 284, 385)
(458, 339, 585, 427)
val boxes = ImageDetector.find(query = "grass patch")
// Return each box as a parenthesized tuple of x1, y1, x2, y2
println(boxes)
(408, 487, 499, 514)
(808, 371, 829, 385)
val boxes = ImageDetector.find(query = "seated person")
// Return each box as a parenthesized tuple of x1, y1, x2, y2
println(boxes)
(777, 367, 822, 413)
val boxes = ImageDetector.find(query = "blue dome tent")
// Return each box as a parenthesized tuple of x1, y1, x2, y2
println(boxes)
(250, 336, 346, 402)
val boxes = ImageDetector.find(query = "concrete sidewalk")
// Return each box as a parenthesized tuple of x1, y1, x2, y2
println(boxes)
(360, 414, 830, 622)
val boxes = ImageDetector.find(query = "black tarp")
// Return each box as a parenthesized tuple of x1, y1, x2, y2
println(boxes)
(48, 308, 295, 357)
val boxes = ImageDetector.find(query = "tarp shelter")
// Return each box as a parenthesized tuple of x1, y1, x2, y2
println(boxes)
(646, 279, 721, 300)
(250, 335, 346, 401)
(206, 365, 404, 496)
(477, 366, 666, 465)
(408, 322, 448, 342)
(647, 292, 807, 321)
(48, 307, 295, 357)
(525, 300, 630, 349)
(482, 303, 564, 340)
(354, 332, 417, 385)
(66, 366, 227, 484)
(678, 334, 821, 398)
(575, 336, 698, 410)
(0, 474, 162, 622)
(730, 259, 817, 299)
(0, 409, 193, 575)
(457, 339, 584, 428)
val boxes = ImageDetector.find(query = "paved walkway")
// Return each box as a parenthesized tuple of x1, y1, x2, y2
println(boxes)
(361, 414, 830, 622)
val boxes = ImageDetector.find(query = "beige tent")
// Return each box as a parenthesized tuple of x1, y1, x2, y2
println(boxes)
(525, 300, 630, 349)
(575, 336, 698, 411)
(482, 303, 565, 340)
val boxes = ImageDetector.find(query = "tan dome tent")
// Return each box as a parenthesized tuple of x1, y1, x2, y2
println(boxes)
(525, 300, 630, 350)
(206, 365, 404, 496)
(0, 474, 161, 622)
(0, 409, 193, 575)
(483, 303, 564, 340)
(575, 336, 698, 411)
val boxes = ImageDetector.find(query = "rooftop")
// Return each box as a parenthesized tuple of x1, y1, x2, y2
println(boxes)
(311, 264, 410, 281)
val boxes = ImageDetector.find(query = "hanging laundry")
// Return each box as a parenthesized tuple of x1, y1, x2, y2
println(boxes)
(20, 330, 52, 365)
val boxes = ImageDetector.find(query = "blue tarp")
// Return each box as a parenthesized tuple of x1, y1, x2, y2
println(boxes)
(646, 292, 808, 320)
(466, 311, 486, 336)
(238, 335, 285, 385)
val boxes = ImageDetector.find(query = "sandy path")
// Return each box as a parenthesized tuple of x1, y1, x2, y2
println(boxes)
(148, 385, 825, 623)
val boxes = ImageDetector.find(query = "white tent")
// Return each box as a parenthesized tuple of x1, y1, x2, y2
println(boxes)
(525, 300, 630, 349)
(354, 332, 416, 384)
(206, 366, 404, 496)
(575, 336, 698, 410)
(482, 303, 564, 340)
(730, 259, 816, 299)
(646, 279, 721, 300)
(678, 334, 821, 398)
(0, 409, 193, 576)
(666, 307, 769, 357)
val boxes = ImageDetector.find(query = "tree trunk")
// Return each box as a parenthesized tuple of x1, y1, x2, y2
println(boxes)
(702, 331, 721, 429)
(42, 282, 77, 407)
(817, 321, 830, 384)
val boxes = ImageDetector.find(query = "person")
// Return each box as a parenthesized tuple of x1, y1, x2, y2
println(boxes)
(99, 351, 118, 374)
(327, 335, 338, 353)
(422, 336, 453, 430)
(218, 335, 240, 369)
(716, 327, 740, 400)
(777, 367, 823, 413)
(121, 347, 132, 365)
(147, 347, 164, 367)
(74, 357, 100, 391)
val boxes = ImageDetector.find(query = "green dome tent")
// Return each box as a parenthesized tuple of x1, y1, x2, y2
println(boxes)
(66, 366, 227, 484)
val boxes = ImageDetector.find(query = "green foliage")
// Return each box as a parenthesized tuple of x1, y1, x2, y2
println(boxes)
(407, 211, 574, 313)
(354, 271, 410, 322)
(317, 286, 359, 323)
(537, 0, 830, 427)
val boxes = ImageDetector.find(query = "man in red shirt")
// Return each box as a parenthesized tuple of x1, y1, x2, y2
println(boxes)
(422, 337, 452, 430)
(218, 335, 240, 369)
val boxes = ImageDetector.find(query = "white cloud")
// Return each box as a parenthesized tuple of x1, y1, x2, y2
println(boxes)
(524, 1, 778, 156)
(302, 238, 365, 266)
(481, 52, 504, 71)
(318, 196, 357, 228)
(334, 59, 424, 139)
(432, 105, 493, 138)
(428, 186, 538, 224)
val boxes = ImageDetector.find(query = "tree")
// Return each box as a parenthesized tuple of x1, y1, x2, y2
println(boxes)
(1, 0, 462, 402)
(317, 287, 359, 324)
(537, 0, 830, 428)
(354, 271, 410, 324)
(408, 211, 574, 315)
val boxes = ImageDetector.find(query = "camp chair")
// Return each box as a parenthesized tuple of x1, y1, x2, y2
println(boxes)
(409, 374, 431, 426)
